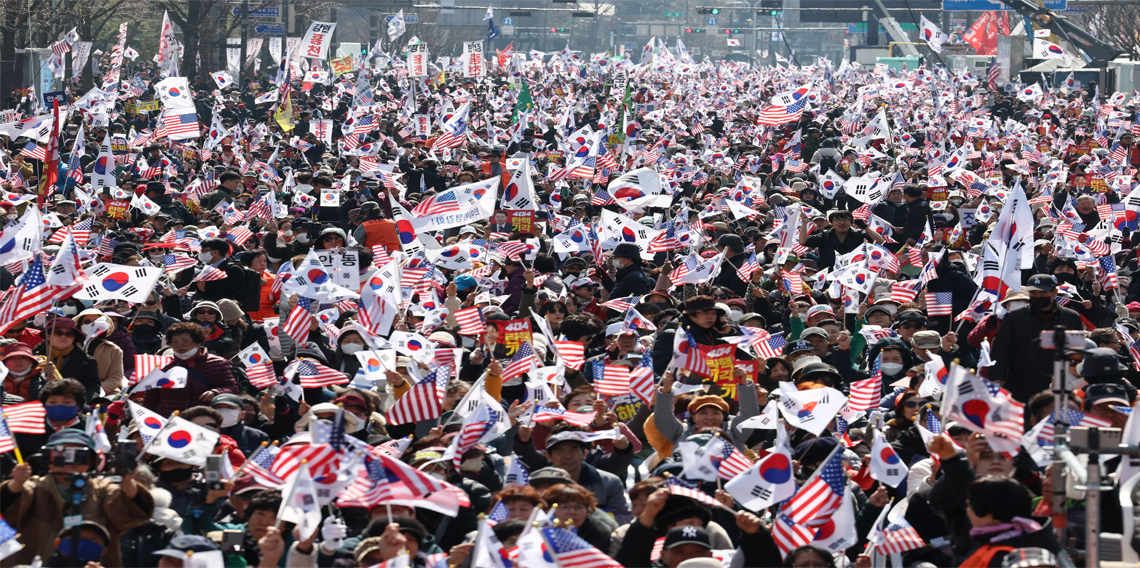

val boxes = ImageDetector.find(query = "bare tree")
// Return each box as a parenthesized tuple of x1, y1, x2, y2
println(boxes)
(1070, 3, 1140, 61)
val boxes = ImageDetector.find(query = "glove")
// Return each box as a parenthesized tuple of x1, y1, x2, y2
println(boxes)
(319, 516, 348, 554)
(105, 400, 126, 426)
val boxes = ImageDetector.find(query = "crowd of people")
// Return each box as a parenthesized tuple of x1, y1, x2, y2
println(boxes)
(0, 34, 1138, 568)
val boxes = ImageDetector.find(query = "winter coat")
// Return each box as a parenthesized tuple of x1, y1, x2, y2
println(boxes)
(989, 303, 1084, 402)
(513, 434, 631, 511)
(713, 252, 752, 297)
(0, 475, 154, 567)
(119, 521, 177, 568)
(34, 343, 101, 402)
(142, 350, 240, 416)
(219, 422, 271, 457)
(652, 380, 761, 453)
(85, 336, 126, 397)
(614, 515, 782, 568)
(608, 262, 656, 300)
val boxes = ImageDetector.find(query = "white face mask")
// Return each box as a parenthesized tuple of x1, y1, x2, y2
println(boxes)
(80, 323, 95, 337)
(341, 343, 364, 355)
(173, 347, 199, 360)
(348, 416, 366, 433)
(880, 362, 905, 376)
(1006, 301, 1028, 311)
(217, 408, 242, 428)
(283, 230, 293, 237)
(296, 234, 311, 244)
(198, 251, 214, 264)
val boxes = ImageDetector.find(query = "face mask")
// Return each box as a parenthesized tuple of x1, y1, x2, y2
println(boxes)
(8, 367, 31, 379)
(61, 306, 78, 317)
(1007, 301, 1028, 311)
(159, 467, 195, 483)
(199, 252, 214, 264)
(80, 323, 95, 337)
(282, 230, 293, 237)
(217, 409, 242, 428)
(348, 417, 366, 433)
(133, 323, 157, 335)
(1054, 272, 1079, 285)
(951, 200, 965, 207)
(880, 362, 905, 376)
(296, 234, 311, 244)
(342, 343, 364, 355)
(58, 538, 105, 563)
(173, 347, 199, 360)
(1029, 296, 1054, 310)
(150, 255, 164, 263)
(46, 404, 79, 422)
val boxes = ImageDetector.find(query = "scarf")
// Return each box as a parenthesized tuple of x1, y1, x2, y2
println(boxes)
(968, 516, 1042, 543)
(51, 344, 75, 369)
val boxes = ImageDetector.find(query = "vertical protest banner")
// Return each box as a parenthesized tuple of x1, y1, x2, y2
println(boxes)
(463, 42, 485, 78)
(300, 21, 337, 60)
(407, 43, 428, 77)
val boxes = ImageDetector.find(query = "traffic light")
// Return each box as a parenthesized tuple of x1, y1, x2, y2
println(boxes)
(723, 29, 731, 34)
(771, 10, 779, 15)
(712, 8, 719, 14)
(698, 7, 712, 14)
(732, 29, 740, 33)
(685, 28, 704, 33)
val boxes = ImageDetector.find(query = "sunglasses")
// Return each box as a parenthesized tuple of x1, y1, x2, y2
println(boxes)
(4, 328, 24, 335)
(145, 300, 159, 306)
(546, 307, 568, 314)
(904, 400, 920, 409)
(712, 294, 728, 299)
(900, 322, 925, 330)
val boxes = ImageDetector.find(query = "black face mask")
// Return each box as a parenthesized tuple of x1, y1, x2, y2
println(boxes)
(1054, 272, 1080, 285)
(159, 467, 195, 483)
(133, 324, 157, 335)
(1029, 296, 1054, 310)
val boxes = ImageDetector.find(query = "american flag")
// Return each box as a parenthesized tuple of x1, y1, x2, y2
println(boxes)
(891, 280, 923, 303)
(593, 361, 630, 396)
(486, 500, 510, 525)
(498, 241, 534, 261)
(163, 253, 197, 274)
(668, 255, 702, 286)
(735, 252, 759, 283)
(781, 443, 845, 526)
(925, 410, 943, 434)
(386, 365, 452, 425)
(772, 513, 819, 558)
(413, 191, 461, 216)
(533, 406, 596, 426)
(270, 443, 338, 480)
(451, 406, 501, 469)
(875, 517, 926, 555)
(133, 354, 173, 385)
(1, 402, 47, 433)
(294, 359, 349, 388)
(505, 456, 529, 485)
(675, 329, 711, 376)
(629, 349, 656, 405)
(280, 299, 313, 344)
(191, 265, 229, 283)
(747, 328, 786, 359)
(590, 189, 615, 206)
(163, 110, 200, 138)
(502, 341, 536, 381)
(987, 57, 1000, 91)
(0, 255, 52, 334)
(756, 97, 808, 126)
(600, 296, 641, 311)
(848, 354, 883, 411)
(50, 39, 71, 55)
(453, 307, 487, 335)
(19, 142, 46, 161)
(539, 526, 623, 568)
(925, 291, 954, 316)
(1099, 256, 1119, 290)
(226, 226, 254, 247)
(336, 464, 398, 509)
(0, 414, 16, 454)
(712, 436, 753, 480)
(242, 444, 286, 487)
(97, 237, 118, 260)
(781, 270, 804, 295)
(664, 476, 725, 510)
(48, 217, 94, 246)
(553, 340, 586, 370)
(784, 159, 809, 173)
(1037, 407, 1112, 440)
(648, 221, 683, 252)
(246, 363, 278, 388)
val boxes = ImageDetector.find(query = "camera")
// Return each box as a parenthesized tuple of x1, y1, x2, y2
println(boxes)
(109, 442, 139, 476)
(205, 455, 225, 492)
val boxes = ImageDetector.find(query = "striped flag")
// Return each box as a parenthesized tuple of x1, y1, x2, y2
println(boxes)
(781, 442, 845, 526)
(593, 362, 630, 396)
(453, 307, 487, 335)
(162, 110, 200, 138)
(163, 253, 198, 274)
(672, 329, 710, 376)
(0, 256, 52, 335)
(552, 340, 586, 370)
(711, 436, 753, 480)
(270, 443, 338, 480)
(735, 252, 759, 283)
(539, 526, 623, 568)
(246, 363, 279, 388)
(19, 142, 46, 161)
(848, 354, 882, 412)
(533, 406, 596, 427)
(1037, 407, 1112, 440)
(412, 191, 461, 216)
(629, 349, 656, 405)
(289, 358, 349, 388)
(48, 217, 94, 246)
(1, 402, 47, 433)
(280, 299, 314, 344)
(386, 365, 452, 425)
(133, 355, 173, 385)
(0, 414, 16, 454)
(891, 280, 923, 303)
(502, 341, 536, 381)
(665, 476, 726, 510)
(875, 516, 926, 555)
(925, 291, 954, 316)
(191, 265, 228, 283)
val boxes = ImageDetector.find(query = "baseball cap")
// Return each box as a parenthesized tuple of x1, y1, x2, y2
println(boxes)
(1084, 383, 1131, 408)
(911, 330, 942, 350)
(805, 305, 835, 320)
(663, 526, 712, 550)
(784, 339, 813, 355)
(800, 327, 829, 341)
(1024, 274, 1058, 292)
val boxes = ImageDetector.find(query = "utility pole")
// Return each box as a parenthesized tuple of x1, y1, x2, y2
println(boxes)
(240, 0, 249, 93)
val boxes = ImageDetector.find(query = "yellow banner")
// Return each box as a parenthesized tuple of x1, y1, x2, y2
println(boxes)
(275, 94, 295, 132)
(330, 55, 354, 77)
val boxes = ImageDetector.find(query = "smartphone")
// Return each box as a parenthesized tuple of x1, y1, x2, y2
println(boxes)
(205, 455, 224, 491)
(1040, 330, 1086, 350)
(221, 529, 243, 552)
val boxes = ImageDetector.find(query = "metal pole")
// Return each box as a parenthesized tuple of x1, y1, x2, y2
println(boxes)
(1086, 427, 1101, 568)
(240, 0, 249, 93)
(1050, 325, 1068, 548)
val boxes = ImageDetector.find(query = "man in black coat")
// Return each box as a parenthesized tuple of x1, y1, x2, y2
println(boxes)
(990, 274, 1085, 402)
(196, 238, 252, 306)
(606, 243, 655, 300)
(900, 183, 935, 245)
(712, 233, 751, 297)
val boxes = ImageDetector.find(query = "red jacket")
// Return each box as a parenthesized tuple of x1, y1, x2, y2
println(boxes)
(143, 351, 239, 416)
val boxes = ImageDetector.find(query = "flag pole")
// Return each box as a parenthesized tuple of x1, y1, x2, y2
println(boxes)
(228, 440, 272, 481)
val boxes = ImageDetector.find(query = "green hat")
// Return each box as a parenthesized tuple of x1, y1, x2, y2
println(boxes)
(46, 428, 96, 451)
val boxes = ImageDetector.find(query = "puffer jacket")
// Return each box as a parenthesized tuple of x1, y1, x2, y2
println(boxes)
(142, 350, 240, 416)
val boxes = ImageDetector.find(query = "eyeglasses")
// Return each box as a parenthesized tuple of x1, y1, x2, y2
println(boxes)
(145, 300, 159, 306)
(900, 322, 924, 330)
(4, 328, 24, 335)
(904, 400, 920, 409)
(546, 307, 568, 314)
(712, 294, 728, 299)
